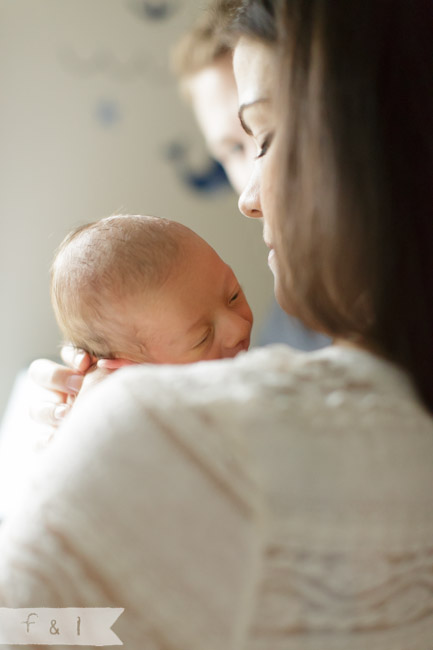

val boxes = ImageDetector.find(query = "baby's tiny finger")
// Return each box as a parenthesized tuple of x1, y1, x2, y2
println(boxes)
(61, 346, 93, 372)
(29, 400, 71, 428)
(97, 358, 137, 370)
(29, 359, 82, 395)
(54, 404, 70, 420)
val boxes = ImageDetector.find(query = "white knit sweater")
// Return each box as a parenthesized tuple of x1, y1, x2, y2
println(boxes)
(0, 344, 432, 649)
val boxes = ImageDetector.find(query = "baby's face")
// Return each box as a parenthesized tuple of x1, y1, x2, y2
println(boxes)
(118, 234, 253, 364)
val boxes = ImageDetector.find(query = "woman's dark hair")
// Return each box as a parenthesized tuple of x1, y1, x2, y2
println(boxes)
(233, 0, 277, 42)
(234, 0, 433, 412)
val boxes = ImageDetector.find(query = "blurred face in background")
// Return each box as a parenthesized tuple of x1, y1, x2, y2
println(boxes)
(187, 53, 257, 195)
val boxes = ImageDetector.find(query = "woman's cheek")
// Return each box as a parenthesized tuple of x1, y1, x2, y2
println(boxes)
(261, 146, 279, 228)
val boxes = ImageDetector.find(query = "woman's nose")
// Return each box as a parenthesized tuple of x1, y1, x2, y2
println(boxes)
(238, 165, 262, 218)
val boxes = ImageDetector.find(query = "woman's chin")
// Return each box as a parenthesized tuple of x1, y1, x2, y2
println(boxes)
(273, 278, 291, 316)
(267, 247, 277, 271)
(268, 256, 291, 314)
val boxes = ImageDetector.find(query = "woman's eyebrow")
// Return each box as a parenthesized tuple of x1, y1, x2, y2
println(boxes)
(238, 98, 268, 135)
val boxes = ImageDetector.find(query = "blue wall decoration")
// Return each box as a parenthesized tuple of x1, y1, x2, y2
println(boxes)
(165, 141, 231, 195)
(95, 98, 122, 127)
(126, 0, 179, 21)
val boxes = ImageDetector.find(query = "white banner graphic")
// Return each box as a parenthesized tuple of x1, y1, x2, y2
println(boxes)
(0, 608, 123, 645)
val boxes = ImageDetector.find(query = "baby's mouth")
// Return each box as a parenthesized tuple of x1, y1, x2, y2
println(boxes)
(238, 336, 250, 354)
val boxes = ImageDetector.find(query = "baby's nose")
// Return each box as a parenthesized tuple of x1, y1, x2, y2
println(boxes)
(222, 313, 252, 357)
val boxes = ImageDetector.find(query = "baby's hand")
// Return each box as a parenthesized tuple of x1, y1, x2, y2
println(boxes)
(61, 358, 139, 412)
(28, 346, 93, 429)
(29, 349, 138, 435)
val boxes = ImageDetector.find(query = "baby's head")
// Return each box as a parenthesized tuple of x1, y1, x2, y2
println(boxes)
(51, 215, 253, 364)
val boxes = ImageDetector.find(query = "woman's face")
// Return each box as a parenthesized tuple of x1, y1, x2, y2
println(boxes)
(233, 37, 285, 306)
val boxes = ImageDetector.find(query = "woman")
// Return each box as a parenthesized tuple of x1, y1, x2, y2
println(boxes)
(1, 0, 433, 648)
(234, 0, 433, 412)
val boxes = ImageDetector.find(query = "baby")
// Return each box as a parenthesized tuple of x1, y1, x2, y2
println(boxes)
(51, 215, 253, 366)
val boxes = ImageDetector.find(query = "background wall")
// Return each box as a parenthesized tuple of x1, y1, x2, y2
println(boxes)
(0, 0, 273, 419)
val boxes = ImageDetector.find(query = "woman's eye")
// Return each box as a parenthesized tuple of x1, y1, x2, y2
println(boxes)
(256, 133, 274, 159)
(230, 291, 240, 303)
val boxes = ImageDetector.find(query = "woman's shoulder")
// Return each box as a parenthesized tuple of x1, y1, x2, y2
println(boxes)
(66, 341, 432, 479)
(112, 342, 425, 418)
(88, 344, 433, 493)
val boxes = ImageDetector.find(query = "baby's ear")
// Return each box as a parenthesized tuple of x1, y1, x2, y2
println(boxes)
(96, 358, 138, 370)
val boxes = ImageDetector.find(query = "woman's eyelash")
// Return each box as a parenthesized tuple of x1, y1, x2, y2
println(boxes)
(256, 134, 274, 159)
(230, 291, 240, 303)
